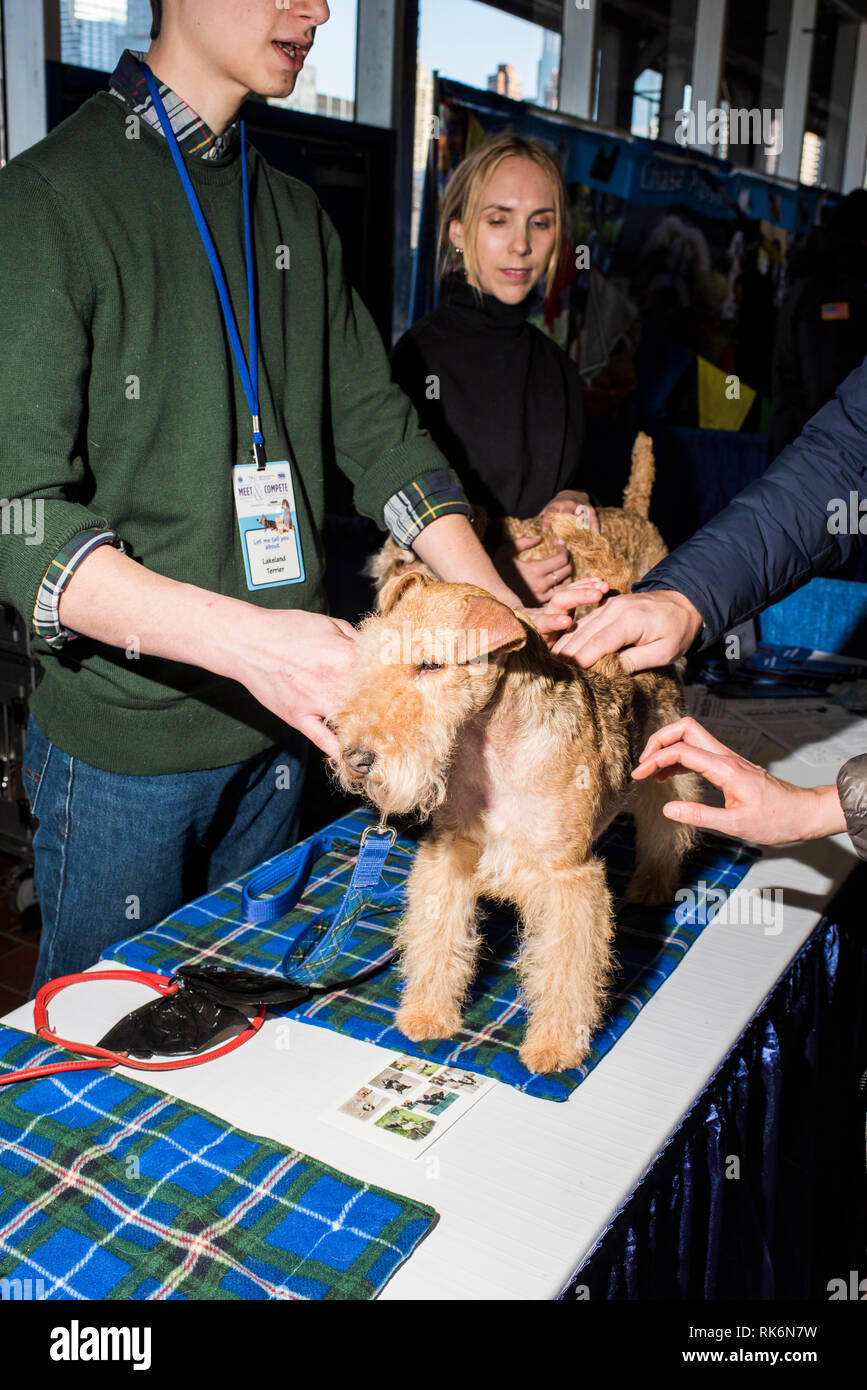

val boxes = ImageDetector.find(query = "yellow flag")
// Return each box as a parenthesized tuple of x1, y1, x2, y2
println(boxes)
(466, 113, 488, 154)
(697, 357, 757, 431)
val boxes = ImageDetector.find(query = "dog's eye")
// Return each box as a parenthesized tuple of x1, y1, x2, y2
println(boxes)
(417, 661, 444, 674)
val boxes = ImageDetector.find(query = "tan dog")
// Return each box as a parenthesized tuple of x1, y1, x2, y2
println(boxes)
(331, 574, 700, 1075)
(366, 432, 667, 607)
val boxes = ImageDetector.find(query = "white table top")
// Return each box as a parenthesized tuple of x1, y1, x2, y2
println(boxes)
(1, 731, 859, 1301)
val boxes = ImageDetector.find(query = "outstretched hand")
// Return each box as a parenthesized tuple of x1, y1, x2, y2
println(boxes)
(632, 716, 847, 845)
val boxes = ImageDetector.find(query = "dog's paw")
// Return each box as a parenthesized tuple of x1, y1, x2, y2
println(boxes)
(396, 1003, 461, 1042)
(625, 866, 676, 907)
(520, 1035, 586, 1075)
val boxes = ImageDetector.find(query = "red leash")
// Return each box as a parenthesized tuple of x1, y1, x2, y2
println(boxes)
(0, 970, 266, 1087)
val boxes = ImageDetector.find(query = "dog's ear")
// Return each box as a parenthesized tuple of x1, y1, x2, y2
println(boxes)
(462, 594, 527, 658)
(378, 568, 431, 615)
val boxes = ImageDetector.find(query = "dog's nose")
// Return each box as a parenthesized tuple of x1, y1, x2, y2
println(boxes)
(344, 747, 376, 775)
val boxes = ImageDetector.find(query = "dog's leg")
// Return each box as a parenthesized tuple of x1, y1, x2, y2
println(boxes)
(513, 859, 614, 1074)
(626, 771, 702, 905)
(395, 834, 481, 1042)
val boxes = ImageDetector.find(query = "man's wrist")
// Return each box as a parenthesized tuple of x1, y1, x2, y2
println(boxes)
(802, 784, 847, 840)
(658, 588, 704, 649)
(190, 588, 259, 682)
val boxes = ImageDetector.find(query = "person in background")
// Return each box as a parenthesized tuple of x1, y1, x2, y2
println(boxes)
(390, 134, 597, 608)
(769, 189, 867, 464)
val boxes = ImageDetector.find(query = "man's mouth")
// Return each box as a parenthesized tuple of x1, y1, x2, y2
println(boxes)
(272, 40, 310, 71)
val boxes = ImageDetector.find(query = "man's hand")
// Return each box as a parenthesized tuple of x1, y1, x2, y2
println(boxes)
(218, 608, 358, 759)
(541, 490, 600, 533)
(56, 545, 358, 758)
(548, 588, 703, 670)
(632, 717, 847, 845)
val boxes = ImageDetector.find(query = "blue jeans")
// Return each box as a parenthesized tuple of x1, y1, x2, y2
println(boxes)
(22, 715, 307, 995)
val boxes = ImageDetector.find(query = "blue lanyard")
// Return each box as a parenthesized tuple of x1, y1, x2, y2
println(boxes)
(241, 823, 398, 984)
(141, 63, 266, 467)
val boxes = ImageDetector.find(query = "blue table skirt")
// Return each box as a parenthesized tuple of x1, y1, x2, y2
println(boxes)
(560, 884, 867, 1300)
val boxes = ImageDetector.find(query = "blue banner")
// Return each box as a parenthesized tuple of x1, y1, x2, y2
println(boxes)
(438, 79, 824, 233)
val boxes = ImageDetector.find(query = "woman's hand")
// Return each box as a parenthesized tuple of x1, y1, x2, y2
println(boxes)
(632, 717, 847, 845)
(494, 533, 575, 605)
(518, 580, 609, 643)
(541, 490, 600, 533)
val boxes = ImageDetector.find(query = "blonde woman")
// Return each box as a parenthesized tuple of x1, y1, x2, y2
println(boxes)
(391, 133, 598, 605)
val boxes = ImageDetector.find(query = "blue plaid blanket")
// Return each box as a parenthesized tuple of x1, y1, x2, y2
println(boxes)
(103, 807, 760, 1102)
(0, 1026, 437, 1300)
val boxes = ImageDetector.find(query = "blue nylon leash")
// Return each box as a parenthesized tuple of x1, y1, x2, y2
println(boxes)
(241, 823, 399, 986)
(141, 63, 265, 464)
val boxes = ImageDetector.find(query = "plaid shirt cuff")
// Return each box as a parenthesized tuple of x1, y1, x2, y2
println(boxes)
(383, 470, 472, 548)
(33, 528, 127, 648)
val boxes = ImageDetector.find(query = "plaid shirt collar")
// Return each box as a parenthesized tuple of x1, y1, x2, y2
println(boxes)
(108, 49, 240, 161)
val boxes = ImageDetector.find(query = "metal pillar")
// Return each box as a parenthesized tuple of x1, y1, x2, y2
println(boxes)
(842, 21, 867, 191)
(558, 0, 599, 121)
(355, 0, 400, 129)
(3, 0, 50, 159)
(690, 0, 727, 153)
(777, 0, 817, 184)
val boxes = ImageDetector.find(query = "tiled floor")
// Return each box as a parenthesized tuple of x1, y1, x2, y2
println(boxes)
(0, 855, 40, 1014)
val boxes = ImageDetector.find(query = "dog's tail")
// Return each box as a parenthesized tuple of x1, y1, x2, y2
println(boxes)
(622, 432, 655, 518)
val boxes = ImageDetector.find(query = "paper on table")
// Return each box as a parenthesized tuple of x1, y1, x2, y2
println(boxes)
(323, 1053, 495, 1159)
(740, 705, 867, 767)
(683, 687, 764, 759)
(684, 688, 867, 767)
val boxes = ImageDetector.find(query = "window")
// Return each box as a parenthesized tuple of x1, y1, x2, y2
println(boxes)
(594, 0, 698, 144)
(419, 0, 561, 111)
(60, 0, 150, 72)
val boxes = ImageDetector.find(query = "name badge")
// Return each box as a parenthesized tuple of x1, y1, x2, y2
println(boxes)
(232, 461, 305, 591)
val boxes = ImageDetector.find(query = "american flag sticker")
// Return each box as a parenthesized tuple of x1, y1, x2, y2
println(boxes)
(822, 302, 850, 320)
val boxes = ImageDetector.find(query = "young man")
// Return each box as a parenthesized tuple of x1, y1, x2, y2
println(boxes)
(0, 0, 578, 991)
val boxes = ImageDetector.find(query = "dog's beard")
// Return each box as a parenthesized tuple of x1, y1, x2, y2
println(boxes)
(334, 753, 449, 821)
(332, 717, 457, 820)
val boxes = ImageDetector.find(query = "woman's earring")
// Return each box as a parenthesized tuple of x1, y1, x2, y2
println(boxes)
(454, 246, 463, 255)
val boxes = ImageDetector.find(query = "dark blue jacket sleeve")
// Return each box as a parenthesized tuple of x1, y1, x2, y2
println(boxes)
(633, 358, 867, 646)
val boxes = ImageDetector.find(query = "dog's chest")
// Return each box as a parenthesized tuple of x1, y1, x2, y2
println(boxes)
(448, 717, 570, 852)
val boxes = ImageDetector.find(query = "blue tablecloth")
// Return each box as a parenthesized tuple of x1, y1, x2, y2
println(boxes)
(560, 875, 867, 1300)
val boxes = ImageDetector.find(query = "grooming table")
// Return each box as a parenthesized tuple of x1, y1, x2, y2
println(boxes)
(0, 719, 862, 1300)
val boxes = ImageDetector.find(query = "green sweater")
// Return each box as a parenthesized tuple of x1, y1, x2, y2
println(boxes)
(0, 93, 446, 775)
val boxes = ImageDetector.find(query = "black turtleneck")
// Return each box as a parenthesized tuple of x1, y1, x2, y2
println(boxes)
(390, 271, 584, 518)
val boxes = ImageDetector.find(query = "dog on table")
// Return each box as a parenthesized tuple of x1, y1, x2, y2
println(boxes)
(330, 572, 701, 1075)
(366, 432, 666, 610)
